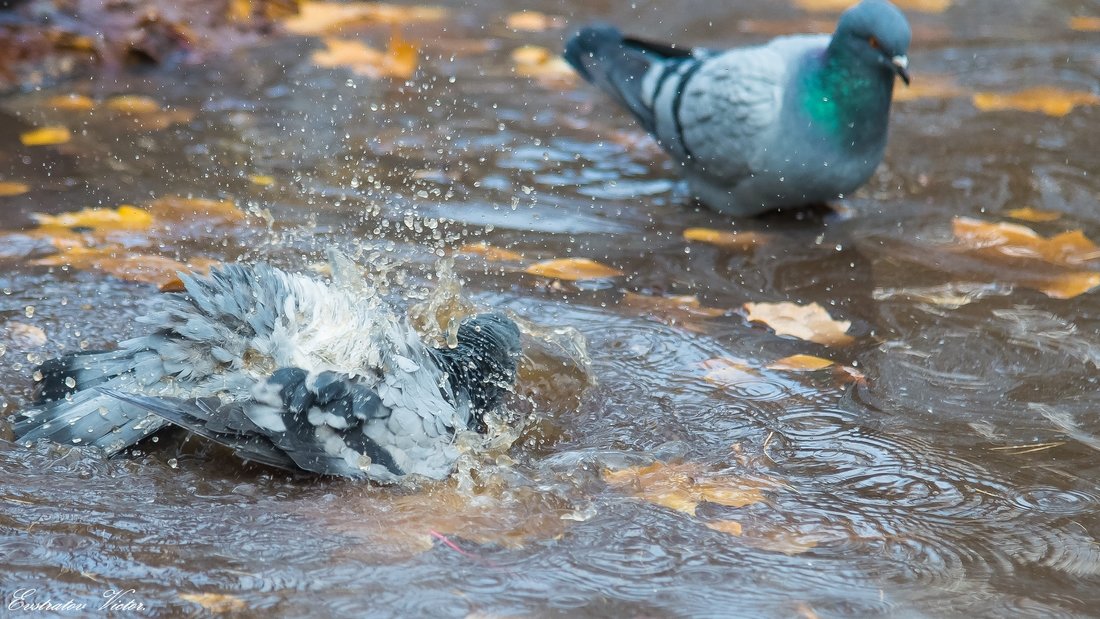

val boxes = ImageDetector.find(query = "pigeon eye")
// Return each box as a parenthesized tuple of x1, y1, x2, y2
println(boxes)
(868, 36, 880, 50)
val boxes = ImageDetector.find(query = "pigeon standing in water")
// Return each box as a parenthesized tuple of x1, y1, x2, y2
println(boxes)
(12, 263, 522, 482)
(563, 0, 911, 215)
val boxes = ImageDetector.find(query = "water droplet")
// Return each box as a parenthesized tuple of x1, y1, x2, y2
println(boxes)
(65, 377, 76, 388)
(24, 305, 34, 318)
(168, 458, 179, 469)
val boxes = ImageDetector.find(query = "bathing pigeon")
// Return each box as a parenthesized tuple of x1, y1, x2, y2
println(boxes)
(11, 263, 522, 482)
(563, 0, 911, 215)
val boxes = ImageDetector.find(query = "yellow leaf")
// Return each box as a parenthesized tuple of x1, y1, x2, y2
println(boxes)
(1027, 272, 1100, 300)
(312, 35, 419, 79)
(524, 257, 622, 281)
(972, 88, 1100, 117)
(458, 242, 524, 262)
(1069, 16, 1100, 32)
(893, 73, 965, 102)
(706, 520, 743, 536)
(505, 11, 564, 32)
(20, 127, 72, 146)
(743, 302, 854, 346)
(32, 246, 216, 286)
(793, 0, 950, 12)
(284, 1, 447, 35)
(767, 354, 835, 371)
(603, 462, 768, 516)
(106, 95, 162, 114)
(1006, 207, 1061, 223)
(512, 45, 577, 87)
(249, 174, 276, 186)
(33, 205, 154, 231)
(48, 94, 96, 111)
(228, 0, 252, 21)
(952, 217, 1100, 267)
(683, 227, 768, 250)
(0, 181, 29, 197)
(179, 592, 246, 613)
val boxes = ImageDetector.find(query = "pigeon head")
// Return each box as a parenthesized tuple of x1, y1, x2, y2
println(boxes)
(833, 0, 912, 85)
(432, 312, 522, 430)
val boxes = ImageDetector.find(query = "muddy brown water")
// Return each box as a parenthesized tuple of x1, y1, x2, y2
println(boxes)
(2, 0, 1100, 616)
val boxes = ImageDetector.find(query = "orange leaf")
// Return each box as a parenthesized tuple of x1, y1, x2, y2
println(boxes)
(1006, 207, 1061, 223)
(458, 242, 524, 262)
(312, 36, 419, 79)
(1069, 16, 1100, 32)
(147, 196, 245, 225)
(793, 0, 950, 12)
(952, 217, 1100, 267)
(48, 94, 96, 111)
(106, 95, 163, 114)
(505, 11, 564, 32)
(284, 1, 447, 35)
(512, 45, 576, 87)
(743, 302, 854, 346)
(683, 227, 768, 250)
(33, 205, 154, 231)
(524, 258, 622, 281)
(767, 354, 835, 371)
(32, 246, 217, 286)
(603, 462, 768, 516)
(1025, 272, 1100, 300)
(20, 127, 72, 146)
(0, 181, 29, 197)
(972, 88, 1100, 117)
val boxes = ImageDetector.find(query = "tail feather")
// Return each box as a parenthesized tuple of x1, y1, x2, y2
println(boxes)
(13, 384, 167, 454)
(564, 23, 695, 134)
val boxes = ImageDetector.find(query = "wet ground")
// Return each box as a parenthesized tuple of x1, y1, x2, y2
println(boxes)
(2, 0, 1100, 616)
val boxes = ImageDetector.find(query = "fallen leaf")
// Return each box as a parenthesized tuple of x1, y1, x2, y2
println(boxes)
(893, 73, 965, 103)
(178, 592, 245, 613)
(745, 530, 820, 555)
(793, 0, 950, 12)
(32, 246, 217, 285)
(683, 227, 768, 250)
(458, 242, 524, 262)
(834, 364, 867, 386)
(48, 94, 96, 111)
(1023, 272, 1100, 300)
(767, 354, 835, 372)
(33, 205, 154, 232)
(620, 292, 724, 331)
(1069, 16, 1100, 32)
(952, 217, 1100, 267)
(228, 0, 253, 22)
(147, 196, 245, 225)
(525, 257, 622, 281)
(706, 520, 744, 536)
(106, 95, 162, 113)
(284, 1, 447, 35)
(312, 35, 418, 79)
(1006, 207, 1061, 223)
(702, 357, 761, 387)
(505, 11, 565, 32)
(972, 88, 1100, 117)
(743, 302, 854, 346)
(6, 322, 47, 348)
(512, 45, 576, 87)
(249, 174, 276, 186)
(603, 461, 768, 516)
(20, 127, 72, 146)
(0, 181, 30, 197)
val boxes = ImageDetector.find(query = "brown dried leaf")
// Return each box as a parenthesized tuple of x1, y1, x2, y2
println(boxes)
(147, 196, 245, 225)
(972, 88, 1100, 117)
(743, 302, 854, 346)
(512, 45, 576, 87)
(952, 217, 1100, 267)
(706, 520, 744, 536)
(603, 461, 768, 515)
(525, 258, 622, 281)
(20, 126, 72, 146)
(1069, 16, 1100, 32)
(1006, 207, 1061, 223)
(32, 246, 217, 286)
(621, 292, 725, 332)
(178, 592, 246, 613)
(312, 35, 418, 79)
(33, 205, 154, 232)
(505, 11, 565, 32)
(458, 242, 525, 262)
(767, 354, 835, 372)
(284, 1, 447, 35)
(0, 181, 30, 197)
(683, 227, 768, 251)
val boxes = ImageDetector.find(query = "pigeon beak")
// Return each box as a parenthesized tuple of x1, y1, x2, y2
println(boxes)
(891, 55, 911, 86)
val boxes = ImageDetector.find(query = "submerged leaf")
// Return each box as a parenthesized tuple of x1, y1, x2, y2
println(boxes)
(178, 592, 246, 613)
(505, 11, 565, 32)
(32, 247, 218, 286)
(33, 205, 154, 232)
(106, 95, 162, 113)
(621, 292, 725, 332)
(48, 94, 96, 111)
(312, 35, 418, 79)
(249, 174, 276, 186)
(0, 181, 30, 197)
(284, 1, 447, 35)
(1069, 16, 1100, 31)
(147, 196, 245, 225)
(5, 322, 47, 348)
(512, 45, 576, 86)
(743, 302, 854, 346)
(952, 217, 1100, 267)
(683, 227, 768, 250)
(893, 73, 965, 102)
(972, 88, 1100, 117)
(20, 126, 72, 146)
(767, 354, 835, 372)
(525, 258, 622, 281)
(603, 461, 768, 515)
(1006, 207, 1061, 223)
(458, 242, 524, 262)
(706, 520, 744, 536)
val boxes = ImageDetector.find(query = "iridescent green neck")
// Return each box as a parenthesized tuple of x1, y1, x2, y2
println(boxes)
(798, 46, 892, 146)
